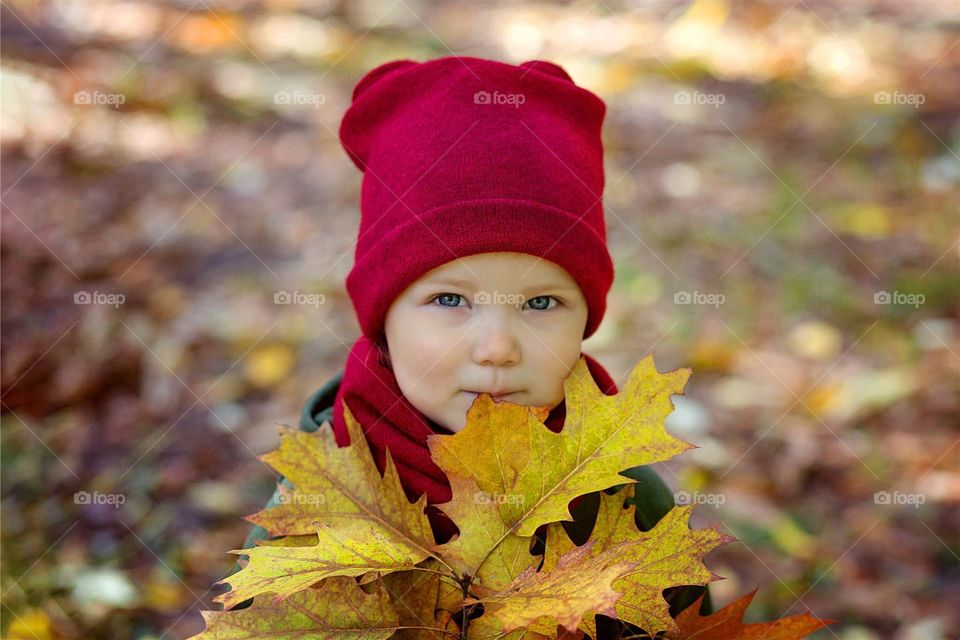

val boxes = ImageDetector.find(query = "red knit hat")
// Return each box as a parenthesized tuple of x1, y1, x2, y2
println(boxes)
(339, 56, 613, 342)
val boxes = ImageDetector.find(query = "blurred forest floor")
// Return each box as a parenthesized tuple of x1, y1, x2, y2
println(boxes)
(1, 1, 958, 638)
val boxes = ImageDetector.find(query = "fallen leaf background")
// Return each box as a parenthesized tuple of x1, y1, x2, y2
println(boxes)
(1, 1, 957, 638)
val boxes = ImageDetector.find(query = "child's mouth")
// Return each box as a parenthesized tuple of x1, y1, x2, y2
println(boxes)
(462, 390, 518, 402)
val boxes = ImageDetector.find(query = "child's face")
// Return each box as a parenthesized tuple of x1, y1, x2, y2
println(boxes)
(383, 252, 590, 432)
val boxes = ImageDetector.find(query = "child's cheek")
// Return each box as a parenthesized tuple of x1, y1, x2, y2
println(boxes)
(401, 334, 451, 384)
(412, 315, 459, 359)
(409, 328, 443, 364)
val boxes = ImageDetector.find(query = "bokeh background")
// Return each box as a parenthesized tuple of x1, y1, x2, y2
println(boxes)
(1, 0, 958, 638)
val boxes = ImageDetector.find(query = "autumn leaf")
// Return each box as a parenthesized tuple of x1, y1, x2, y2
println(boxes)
(667, 588, 835, 639)
(467, 617, 583, 640)
(246, 409, 434, 547)
(472, 538, 640, 633)
(214, 522, 428, 609)
(378, 559, 463, 639)
(429, 355, 694, 588)
(195, 576, 400, 639)
(540, 484, 735, 637)
(426, 396, 551, 588)
(252, 533, 321, 547)
(214, 404, 440, 608)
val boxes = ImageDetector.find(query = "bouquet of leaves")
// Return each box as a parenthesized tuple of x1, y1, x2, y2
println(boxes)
(190, 356, 832, 639)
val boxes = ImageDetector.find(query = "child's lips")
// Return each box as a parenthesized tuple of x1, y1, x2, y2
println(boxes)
(462, 390, 519, 401)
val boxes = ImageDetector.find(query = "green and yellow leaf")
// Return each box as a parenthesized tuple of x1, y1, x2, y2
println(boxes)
(430, 355, 693, 586)
(475, 539, 639, 634)
(247, 407, 434, 551)
(195, 576, 399, 639)
(214, 522, 427, 609)
(541, 485, 735, 636)
(379, 559, 464, 639)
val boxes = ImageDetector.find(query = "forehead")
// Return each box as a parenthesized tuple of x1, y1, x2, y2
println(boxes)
(417, 252, 576, 286)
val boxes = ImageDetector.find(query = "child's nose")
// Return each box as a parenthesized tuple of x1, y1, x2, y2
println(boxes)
(470, 325, 520, 367)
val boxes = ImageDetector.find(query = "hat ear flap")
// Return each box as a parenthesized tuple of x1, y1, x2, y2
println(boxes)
(518, 60, 574, 83)
(351, 59, 419, 102)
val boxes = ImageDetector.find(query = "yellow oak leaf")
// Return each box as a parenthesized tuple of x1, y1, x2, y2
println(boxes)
(467, 614, 583, 640)
(428, 473, 543, 593)
(195, 575, 399, 638)
(214, 522, 427, 609)
(430, 355, 693, 587)
(541, 484, 735, 637)
(217, 401, 441, 607)
(472, 538, 640, 634)
(247, 408, 434, 549)
(379, 559, 464, 639)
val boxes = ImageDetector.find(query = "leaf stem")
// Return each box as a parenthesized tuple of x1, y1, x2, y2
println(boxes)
(423, 549, 457, 577)
(405, 564, 463, 590)
(458, 572, 477, 640)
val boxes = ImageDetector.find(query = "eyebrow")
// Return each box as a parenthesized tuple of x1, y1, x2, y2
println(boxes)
(419, 277, 580, 292)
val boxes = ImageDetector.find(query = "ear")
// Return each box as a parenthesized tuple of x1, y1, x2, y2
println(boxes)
(351, 59, 419, 102)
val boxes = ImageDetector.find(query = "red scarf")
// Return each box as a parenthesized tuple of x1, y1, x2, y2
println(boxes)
(331, 335, 618, 543)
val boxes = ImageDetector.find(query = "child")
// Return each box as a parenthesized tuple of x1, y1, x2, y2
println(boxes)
(231, 56, 711, 627)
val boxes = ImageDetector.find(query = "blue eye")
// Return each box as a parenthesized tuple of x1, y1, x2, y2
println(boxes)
(526, 295, 558, 311)
(434, 293, 465, 308)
